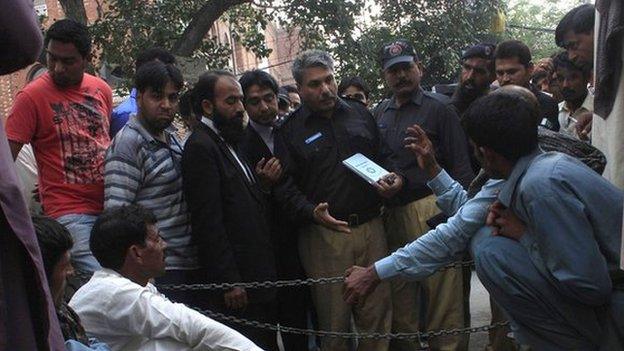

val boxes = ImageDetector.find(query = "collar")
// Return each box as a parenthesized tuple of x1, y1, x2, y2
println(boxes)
(249, 119, 273, 134)
(200, 116, 220, 135)
(300, 97, 351, 124)
(127, 115, 175, 145)
(559, 91, 592, 114)
(498, 148, 542, 207)
(385, 87, 424, 111)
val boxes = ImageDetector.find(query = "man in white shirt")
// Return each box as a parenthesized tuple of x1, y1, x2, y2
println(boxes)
(553, 51, 593, 139)
(69, 205, 262, 351)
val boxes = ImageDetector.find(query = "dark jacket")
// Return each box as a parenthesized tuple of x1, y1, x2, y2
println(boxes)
(182, 123, 276, 303)
(240, 124, 305, 279)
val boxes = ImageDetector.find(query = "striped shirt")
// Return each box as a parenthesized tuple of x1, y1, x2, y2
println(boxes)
(104, 115, 198, 270)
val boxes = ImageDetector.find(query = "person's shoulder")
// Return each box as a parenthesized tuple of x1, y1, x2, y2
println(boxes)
(275, 106, 303, 131)
(20, 72, 54, 96)
(371, 98, 391, 117)
(83, 73, 112, 91)
(422, 90, 451, 105)
(534, 90, 557, 106)
(341, 97, 372, 115)
(522, 152, 590, 194)
(184, 127, 219, 152)
(108, 123, 144, 157)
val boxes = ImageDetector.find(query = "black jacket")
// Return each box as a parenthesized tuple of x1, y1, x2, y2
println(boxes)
(182, 123, 276, 302)
(240, 124, 306, 280)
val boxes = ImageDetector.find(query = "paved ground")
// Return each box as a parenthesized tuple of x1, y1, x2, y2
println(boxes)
(468, 270, 492, 350)
(276, 271, 494, 351)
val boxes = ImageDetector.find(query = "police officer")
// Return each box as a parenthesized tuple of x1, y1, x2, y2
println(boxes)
(372, 39, 474, 351)
(274, 49, 403, 351)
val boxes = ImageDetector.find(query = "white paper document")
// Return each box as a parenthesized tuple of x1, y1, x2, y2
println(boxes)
(342, 153, 389, 185)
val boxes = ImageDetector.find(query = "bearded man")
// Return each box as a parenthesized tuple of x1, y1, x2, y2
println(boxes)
(182, 70, 279, 351)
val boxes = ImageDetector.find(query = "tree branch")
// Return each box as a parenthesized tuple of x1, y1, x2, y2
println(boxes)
(172, 0, 251, 57)
(58, 0, 88, 25)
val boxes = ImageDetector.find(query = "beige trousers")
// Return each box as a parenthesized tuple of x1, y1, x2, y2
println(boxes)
(384, 195, 469, 351)
(298, 217, 392, 351)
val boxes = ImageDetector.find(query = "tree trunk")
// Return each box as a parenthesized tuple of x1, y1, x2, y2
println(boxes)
(58, 0, 89, 25)
(172, 0, 251, 57)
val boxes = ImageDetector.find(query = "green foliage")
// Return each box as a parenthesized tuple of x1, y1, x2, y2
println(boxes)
(333, 0, 502, 102)
(503, 0, 584, 61)
(90, 0, 267, 89)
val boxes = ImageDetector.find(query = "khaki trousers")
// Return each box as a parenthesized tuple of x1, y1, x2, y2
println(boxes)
(384, 195, 469, 351)
(299, 217, 392, 351)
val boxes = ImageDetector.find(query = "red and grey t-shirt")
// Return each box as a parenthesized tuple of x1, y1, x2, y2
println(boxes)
(6, 72, 112, 218)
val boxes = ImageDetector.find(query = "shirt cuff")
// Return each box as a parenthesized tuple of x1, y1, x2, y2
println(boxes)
(426, 169, 454, 196)
(374, 256, 400, 280)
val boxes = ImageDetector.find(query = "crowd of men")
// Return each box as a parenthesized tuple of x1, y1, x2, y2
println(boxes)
(0, 1, 623, 351)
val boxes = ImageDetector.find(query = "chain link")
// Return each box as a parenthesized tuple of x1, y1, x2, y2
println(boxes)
(74, 262, 511, 341)
(156, 260, 475, 291)
(196, 308, 508, 341)
(74, 261, 474, 291)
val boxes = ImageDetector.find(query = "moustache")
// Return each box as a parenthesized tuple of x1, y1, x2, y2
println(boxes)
(395, 79, 412, 87)
(561, 88, 578, 100)
(320, 92, 336, 101)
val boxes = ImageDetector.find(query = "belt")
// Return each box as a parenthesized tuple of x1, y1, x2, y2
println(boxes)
(342, 209, 381, 227)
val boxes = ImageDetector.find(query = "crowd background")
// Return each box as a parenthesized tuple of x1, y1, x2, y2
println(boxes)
(0, 0, 623, 351)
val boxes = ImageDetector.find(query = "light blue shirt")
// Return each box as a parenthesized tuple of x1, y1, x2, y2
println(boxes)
(498, 150, 623, 306)
(375, 169, 504, 280)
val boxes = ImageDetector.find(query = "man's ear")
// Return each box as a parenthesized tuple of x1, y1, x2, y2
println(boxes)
(201, 99, 214, 117)
(480, 146, 499, 164)
(128, 244, 143, 264)
(416, 61, 425, 75)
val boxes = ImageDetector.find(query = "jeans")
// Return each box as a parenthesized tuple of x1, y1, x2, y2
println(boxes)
(57, 214, 101, 273)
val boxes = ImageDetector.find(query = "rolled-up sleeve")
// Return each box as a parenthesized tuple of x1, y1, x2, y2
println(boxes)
(375, 178, 502, 280)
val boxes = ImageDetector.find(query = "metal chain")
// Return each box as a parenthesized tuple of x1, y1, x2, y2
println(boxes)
(196, 308, 508, 341)
(157, 260, 475, 291)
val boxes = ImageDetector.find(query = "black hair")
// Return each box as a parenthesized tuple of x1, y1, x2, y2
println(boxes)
(555, 4, 595, 48)
(44, 19, 91, 58)
(494, 40, 532, 68)
(552, 51, 591, 78)
(90, 205, 157, 270)
(178, 90, 194, 119)
(239, 69, 279, 97)
(135, 47, 176, 72)
(191, 70, 235, 116)
(337, 76, 371, 99)
(462, 91, 538, 162)
(282, 85, 299, 94)
(135, 61, 183, 94)
(32, 216, 73, 281)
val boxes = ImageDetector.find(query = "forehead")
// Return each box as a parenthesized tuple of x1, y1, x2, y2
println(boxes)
(47, 39, 82, 58)
(215, 76, 243, 97)
(495, 57, 525, 70)
(344, 85, 364, 93)
(385, 60, 415, 73)
(245, 84, 275, 97)
(301, 66, 333, 82)
(143, 80, 180, 95)
(463, 57, 490, 69)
